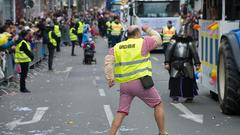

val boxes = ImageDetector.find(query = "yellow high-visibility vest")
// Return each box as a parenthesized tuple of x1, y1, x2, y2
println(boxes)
(114, 38, 152, 83)
(106, 21, 112, 31)
(162, 26, 176, 43)
(48, 31, 57, 47)
(111, 22, 122, 36)
(15, 40, 32, 63)
(54, 25, 61, 37)
(69, 27, 78, 41)
(77, 21, 85, 34)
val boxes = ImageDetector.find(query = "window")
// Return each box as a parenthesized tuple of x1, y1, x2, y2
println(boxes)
(203, 0, 222, 20)
(135, 1, 180, 18)
(225, 0, 240, 20)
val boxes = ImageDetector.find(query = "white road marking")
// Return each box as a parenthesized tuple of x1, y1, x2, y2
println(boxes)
(95, 76, 100, 80)
(65, 67, 72, 79)
(98, 89, 106, 96)
(92, 80, 97, 86)
(104, 105, 121, 135)
(171, 103, 203, 124)
(55, 67, 73, 74)
(152, 57, 159, 61)
(6, 107, 49, 130)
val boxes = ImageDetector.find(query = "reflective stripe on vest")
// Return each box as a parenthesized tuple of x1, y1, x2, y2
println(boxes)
(163, 26, 176, 43)
(54, 25, 61, 37)
(69, 27, 78, 41)
(15, 40, 32, 63)
(77, 21, 85, 34)
(48, 31, 57, 47)
(114, 38, 152, 83)
(111, 22, 122, 36)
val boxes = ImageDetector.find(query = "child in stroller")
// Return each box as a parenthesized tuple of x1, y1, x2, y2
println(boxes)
(82, 23, 96, 64)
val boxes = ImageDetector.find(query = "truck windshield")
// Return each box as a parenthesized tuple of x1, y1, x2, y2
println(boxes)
(202, 0, 240, 20)
(135, 1, 180, 18)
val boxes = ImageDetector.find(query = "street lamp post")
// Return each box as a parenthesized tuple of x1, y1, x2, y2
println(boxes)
(68, 0, 72, 18)
(24, 0, 31, 22)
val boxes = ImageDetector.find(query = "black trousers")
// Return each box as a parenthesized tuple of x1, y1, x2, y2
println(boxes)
(111, 35, 121, 47)
(48, 47, 55, 70)
(56, 37, 61, 52)
(77, 33, 83, 46)
(20, 62, 29, 91)
(71, 41, 76, 55)
(163, 42, 170, 54)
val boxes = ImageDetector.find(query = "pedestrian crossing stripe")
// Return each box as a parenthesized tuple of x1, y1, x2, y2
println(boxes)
(199, 32, 220, 69)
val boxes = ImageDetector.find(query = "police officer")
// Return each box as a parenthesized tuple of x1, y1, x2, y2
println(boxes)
(164, 23, 201, 103)
(76, 18, 85, 47)
(15, 30, 34, 93)
(47, 27, 57, 71)
(104, 25, 167, 135)
(53, 20, 61, 52)
(162, 21, 176, 53)
(69, 22, 78, 56)
(110, 16, 123, 47)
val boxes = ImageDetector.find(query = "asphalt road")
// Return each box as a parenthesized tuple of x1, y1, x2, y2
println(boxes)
(0, 37, 240, 135)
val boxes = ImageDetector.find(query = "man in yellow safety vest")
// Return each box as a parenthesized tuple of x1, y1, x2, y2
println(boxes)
(162, 21, 176, 53)
(76, 18, 85, 47)
(53, 20, 61, 52)
(15, 30, 34, 93)
(104, 25, 167, 135)
(69, 22, 78, 56)
(106, 19, 113, 48)
(47, 27, 57, 71)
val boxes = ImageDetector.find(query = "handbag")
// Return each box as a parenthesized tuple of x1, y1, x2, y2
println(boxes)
(16, 64, 21, 74)
(140, 75, 154, 90)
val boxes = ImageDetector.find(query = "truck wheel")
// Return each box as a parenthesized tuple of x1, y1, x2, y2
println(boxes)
(217, 39, 240, 115)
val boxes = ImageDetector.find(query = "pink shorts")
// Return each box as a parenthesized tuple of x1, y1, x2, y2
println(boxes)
(117, 79, 162, 115)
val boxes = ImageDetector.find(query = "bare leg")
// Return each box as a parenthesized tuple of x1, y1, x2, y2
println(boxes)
(109, 112, 126, 135)
(154, 103, 166, 134)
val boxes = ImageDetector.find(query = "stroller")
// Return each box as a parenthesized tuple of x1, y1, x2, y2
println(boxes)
(82, 37, 96, 64)
(82, 23, 96, 64)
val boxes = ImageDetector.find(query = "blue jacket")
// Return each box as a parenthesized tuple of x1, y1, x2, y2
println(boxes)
(0, 40, 14, 49)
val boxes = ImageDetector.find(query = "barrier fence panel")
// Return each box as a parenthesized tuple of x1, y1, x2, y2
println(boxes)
(0, 40, 44, 86)
(4, 53, 15, 79)
(30, 41, 43, 67)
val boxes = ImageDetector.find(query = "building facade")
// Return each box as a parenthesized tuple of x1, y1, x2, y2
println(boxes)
(0, 0, 14, 24)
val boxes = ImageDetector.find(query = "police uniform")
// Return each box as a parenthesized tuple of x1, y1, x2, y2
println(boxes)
(15, 39, 33, 92)
(69, 27, 78, 56)
(110, 22, 123, 47)
(54, 24, 61, 52)
(48, 31, 57, 70)
(162, 26, 176, 52)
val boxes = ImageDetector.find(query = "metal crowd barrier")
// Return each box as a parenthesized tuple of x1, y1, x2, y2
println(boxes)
(4, 53, 14, 79)
(0, 40, 45, 88)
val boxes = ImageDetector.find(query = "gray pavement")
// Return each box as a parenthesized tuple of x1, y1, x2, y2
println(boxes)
(0, 37, 240, 135)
